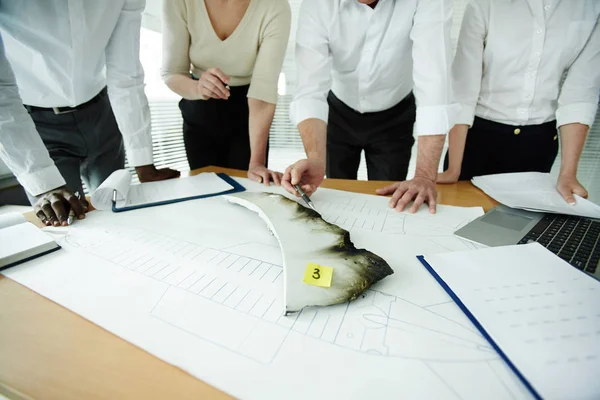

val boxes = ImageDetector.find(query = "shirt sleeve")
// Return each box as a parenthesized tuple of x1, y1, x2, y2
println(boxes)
(556, 17, 600, 128)
(0, 33, 66, 196)
(161, 0, 192, 79)
(410, 0, 459, 136)
(247, 0, 291, 104)
(105, 0, 153, 167)
(289, 0, 332, 126)
(452, 0, 487, 127)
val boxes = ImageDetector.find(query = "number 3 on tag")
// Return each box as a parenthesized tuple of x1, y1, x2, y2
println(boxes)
(303, 263, 334, 288)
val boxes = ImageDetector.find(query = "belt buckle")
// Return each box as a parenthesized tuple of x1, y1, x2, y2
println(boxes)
(52, 107, 77, 115)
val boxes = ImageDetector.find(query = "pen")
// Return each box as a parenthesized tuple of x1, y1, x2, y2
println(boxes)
(294, 184, 317, 212)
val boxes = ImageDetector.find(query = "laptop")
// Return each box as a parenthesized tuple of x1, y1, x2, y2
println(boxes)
(454, 205, 600, 279)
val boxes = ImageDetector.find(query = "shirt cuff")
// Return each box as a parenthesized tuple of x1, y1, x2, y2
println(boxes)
(556, 102, 598, 128)
(126, 147, 154, 167)
(414, 104, 460, 136)
(17, 165, 66, 197)
(290, 97, 329, 127)
(454, 104, 476, 127)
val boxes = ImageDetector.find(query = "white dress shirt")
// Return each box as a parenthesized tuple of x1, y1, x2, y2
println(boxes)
(0, 34, 66, 196)
(454, 0, 600, 128)
(0, 0, 153, 195)
(290, 0, 457, 136)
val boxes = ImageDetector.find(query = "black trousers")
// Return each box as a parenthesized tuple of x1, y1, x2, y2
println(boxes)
(327, 91, 416, 181)
(444, 116, 559, 180)
(180, 85, 263, 171)
(25, 87, 125, 203)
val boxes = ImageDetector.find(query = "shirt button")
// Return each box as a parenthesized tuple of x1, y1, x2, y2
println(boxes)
(535, 52, 541, 57)
(514, 128, 521, 135)
(536, 29, 543, 34)
(518, 109, 526, 114)
(544, 5, 551, 10)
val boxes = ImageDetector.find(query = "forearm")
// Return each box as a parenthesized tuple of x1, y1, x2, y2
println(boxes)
(0, 101, 65, 195)
(445, 124, 469, 171)
(248, 98, 276, 166)
(559, 123, 589, 177)
(164, 74, 200, 100)
(414, 135, 446, 181)
(298, 118, 327, 163)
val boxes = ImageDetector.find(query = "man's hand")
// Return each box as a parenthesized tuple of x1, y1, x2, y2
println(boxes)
(282, 159, 325, 197)
(437, 168, 460, 184)
(34, 187, 88, 226)
(136, 165, 180, 183)
(557, 174, 588, 205)
(248, 163, 283, 186)
(378, 135, 445, 213)
(376, 176, 438, 214)
(196, 68, 231, 100)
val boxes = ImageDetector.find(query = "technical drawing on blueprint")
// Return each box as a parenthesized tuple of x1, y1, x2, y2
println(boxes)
(313, 192, 482, 237)
(2, 181, 531, 399)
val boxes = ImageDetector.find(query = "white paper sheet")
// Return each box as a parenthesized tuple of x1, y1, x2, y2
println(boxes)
(91, 170, 234, 211)
(424, 243, 600, 400)
(2, 179, 531, 399)
(91, 169, 132, 210)
(0, 211, 27, 229)
(472, 172, 600, 218)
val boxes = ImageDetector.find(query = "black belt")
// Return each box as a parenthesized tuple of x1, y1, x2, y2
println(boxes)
(24, 87, 107, 115)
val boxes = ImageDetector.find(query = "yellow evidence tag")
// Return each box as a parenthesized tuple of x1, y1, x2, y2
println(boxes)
(303, 263, 334, 288)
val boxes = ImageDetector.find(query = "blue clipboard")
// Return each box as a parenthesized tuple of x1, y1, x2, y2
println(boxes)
(111, 173, 245, 213)
(417, 255, 543, 400)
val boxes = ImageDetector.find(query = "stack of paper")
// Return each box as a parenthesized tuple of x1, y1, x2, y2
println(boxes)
(421, 243, 600, 400)
(472, 172, 600, 218)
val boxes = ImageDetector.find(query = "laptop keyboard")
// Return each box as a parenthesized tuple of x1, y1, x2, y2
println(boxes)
(518, 214, 600, 274)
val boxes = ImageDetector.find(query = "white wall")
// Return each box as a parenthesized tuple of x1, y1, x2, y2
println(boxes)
(142, 0, 162, 32)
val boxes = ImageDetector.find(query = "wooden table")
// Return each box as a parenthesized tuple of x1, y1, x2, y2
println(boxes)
(0, 166, 498, 400)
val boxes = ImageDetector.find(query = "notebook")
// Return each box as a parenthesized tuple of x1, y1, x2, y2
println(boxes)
(0, 212, 61, 271)
(419, 243, 600, 400)
(91, 170, 245, 212)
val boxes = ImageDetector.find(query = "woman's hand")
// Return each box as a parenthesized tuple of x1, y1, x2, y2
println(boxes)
(196, 68, 231, 100)
(248, 163, 283, 186)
